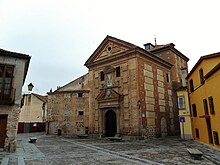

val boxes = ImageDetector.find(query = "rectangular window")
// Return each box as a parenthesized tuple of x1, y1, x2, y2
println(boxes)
(0, 64, 14, 102)
(100, 71, 104, 81)
(78, 93, 83, 97)
(116, 66, 120, 77)
(203, 99, 209, 115)
(192, 104, 197, 117)
(195, 128, 200, 138)
(189, 79, 194, 93)
(208, 96, 215, 114)
(199, 68, 204, 85)
(213, 131, 219, 145)
(178, 96, 185, 109)
(166, 73, 171, 82)
(78, 111, 84, 116)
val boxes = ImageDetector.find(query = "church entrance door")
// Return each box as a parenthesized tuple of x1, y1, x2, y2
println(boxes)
(105, 110, 116, 137)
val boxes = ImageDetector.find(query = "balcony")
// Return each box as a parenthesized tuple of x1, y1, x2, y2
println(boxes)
(0, 88, 15, 105)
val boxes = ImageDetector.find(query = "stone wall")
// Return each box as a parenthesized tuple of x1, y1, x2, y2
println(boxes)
(47, 92, 89, 136)
(0, 105, 20, 152)
(88, 57, 141, 136)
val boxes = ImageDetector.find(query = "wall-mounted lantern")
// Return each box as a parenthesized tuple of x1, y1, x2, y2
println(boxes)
(27, 83, 34, 92)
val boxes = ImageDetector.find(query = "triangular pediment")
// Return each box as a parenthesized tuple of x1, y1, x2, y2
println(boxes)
(94, 42, 128, 61)
(85, 36, 136, 68)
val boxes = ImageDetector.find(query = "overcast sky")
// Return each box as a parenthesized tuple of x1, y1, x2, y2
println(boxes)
(0, 0, 220, 95)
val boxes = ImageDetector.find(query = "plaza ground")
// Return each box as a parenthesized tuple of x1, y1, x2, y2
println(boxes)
(0, 133, 220, 165)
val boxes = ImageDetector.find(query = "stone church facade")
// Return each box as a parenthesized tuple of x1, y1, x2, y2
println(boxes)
(48, 36, 188, 138)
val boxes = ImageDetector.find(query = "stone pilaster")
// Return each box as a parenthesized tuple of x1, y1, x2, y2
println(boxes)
(99, 109, 103, 138)
(115, 109, 120, 137)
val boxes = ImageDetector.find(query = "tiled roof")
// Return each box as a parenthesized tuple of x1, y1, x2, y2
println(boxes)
(148, 43, 189, 62)
(0, 48, 30, 59)
(148, 44, 174, 52)
(204, 62, 220, 80)
(106, 35, 137, 48)
(85, 35, 176, 69)
(0, 48, 31, 84)
(187, 52, 220, 79)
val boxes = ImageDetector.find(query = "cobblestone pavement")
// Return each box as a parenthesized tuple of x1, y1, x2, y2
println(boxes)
(0, 133, 220, 165)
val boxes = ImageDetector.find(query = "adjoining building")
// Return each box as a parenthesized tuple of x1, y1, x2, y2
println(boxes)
(47, 74, 89, 136)
(47, 36, 189, 139)
(176, 67, 193, 140)
(0, 48, 30, 152)
(18, 93, 47, 133)
(187, 52, 220, 149)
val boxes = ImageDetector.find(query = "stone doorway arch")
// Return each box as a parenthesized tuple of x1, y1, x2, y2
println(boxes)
(161, 117, 168, 137)
(105, 110, 117, 137)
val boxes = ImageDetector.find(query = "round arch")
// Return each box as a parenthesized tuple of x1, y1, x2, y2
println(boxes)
(105, 110, 117, 137)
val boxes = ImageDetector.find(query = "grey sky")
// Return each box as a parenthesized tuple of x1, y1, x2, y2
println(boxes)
(1, 0, 220, 95)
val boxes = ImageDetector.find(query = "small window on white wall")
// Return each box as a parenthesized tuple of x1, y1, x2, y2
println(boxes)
(178, 96, 185, 109)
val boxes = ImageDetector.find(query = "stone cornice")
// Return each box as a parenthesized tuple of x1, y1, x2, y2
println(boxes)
(47, 90, 90, 95)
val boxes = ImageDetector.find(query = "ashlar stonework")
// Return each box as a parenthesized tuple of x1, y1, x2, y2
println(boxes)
(48, 36, 189, 139)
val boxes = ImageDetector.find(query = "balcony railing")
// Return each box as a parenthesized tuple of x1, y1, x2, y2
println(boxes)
(0, 88, 16, 105)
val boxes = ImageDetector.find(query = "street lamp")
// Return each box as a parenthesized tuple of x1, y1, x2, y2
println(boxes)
(27, 83, 34, 92)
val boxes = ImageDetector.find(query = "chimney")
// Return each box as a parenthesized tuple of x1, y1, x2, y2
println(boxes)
(180, 67, 187, 87)
(143, 43, 154, 51)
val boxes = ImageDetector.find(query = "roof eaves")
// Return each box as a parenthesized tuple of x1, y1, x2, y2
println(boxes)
(53, 73, 88, 92)
(204, 63, 220, 80)
(32, 93, 47, 102)
(84, 35, 137, 67)
(0, 48, 31, 59)
(149, 44, 189, 62)
(0, 48, 31, 85)
(187, 52, 220, 79)
(48, 90, 90, 95)
(136, 46, 173, 69)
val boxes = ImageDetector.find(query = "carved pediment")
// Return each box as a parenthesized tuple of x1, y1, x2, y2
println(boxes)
(96, 88, 123, 108)
(94, 42, 128, 62)
(96, 88, 121, 101)
(84, 36, 136, 68)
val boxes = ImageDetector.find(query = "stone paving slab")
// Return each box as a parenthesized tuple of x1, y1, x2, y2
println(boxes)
(0, 133, 220, 165)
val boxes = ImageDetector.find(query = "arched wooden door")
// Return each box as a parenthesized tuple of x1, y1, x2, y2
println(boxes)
(105, 110, 116, 137)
